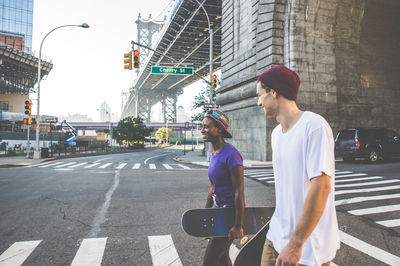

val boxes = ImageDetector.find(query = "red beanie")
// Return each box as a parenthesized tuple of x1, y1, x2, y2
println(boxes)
(257, 65, 300, 101)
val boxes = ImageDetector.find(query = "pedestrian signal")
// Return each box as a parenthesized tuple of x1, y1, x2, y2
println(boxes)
(124, 52, 132, 70)
(211, 75, 217, 89)
(24, 99, 32, 115)
(185, 122, 190, 129)
(133, 50, 140, 69)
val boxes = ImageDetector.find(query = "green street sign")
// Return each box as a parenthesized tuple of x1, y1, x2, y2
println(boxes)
(151, 66, 193, 75)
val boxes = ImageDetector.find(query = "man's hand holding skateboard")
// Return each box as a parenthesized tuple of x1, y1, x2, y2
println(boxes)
(228, 224, 244, 240)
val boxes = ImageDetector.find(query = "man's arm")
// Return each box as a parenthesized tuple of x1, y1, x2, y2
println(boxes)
(276, 173, 331, 266)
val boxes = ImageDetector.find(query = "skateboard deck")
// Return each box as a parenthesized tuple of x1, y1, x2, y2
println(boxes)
(233, 222, 270, 266)
(181, 206, 274, 238)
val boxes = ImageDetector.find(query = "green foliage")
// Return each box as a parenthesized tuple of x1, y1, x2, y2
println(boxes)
(155, 127, 173, 143)
(112, 116, 153, 145)
(191, 84, 216, 122)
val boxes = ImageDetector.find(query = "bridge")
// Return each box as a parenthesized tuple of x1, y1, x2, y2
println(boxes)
(121, 0, 400, 161)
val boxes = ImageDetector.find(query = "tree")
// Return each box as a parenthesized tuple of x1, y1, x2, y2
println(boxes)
(155, 127, 173, 143)
(112, 116, 152, 145)
(191, 83, 216, 122)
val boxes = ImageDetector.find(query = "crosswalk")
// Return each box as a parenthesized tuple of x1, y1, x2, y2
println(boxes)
(244, 168, 400, 230)
(27, 161, 197, 170)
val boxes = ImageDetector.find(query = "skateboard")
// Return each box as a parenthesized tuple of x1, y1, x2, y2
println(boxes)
(181, 206, 274, 238)
(233, 221, 270, 266)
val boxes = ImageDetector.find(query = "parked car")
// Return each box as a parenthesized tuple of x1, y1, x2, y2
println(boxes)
(335, 127, 400, 163)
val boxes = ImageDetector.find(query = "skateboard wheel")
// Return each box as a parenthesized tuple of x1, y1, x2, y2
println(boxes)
(240, 236, 249, 245)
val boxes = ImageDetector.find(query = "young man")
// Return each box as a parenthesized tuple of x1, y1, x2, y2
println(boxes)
(256, 65, 340, 266)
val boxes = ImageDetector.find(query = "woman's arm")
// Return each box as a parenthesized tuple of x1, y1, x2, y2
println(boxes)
(228, 165, 245, 239)
(205, 184, 214, 208)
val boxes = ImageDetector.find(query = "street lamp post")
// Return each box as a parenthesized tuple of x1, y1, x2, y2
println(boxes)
(33, 23, 89, 159)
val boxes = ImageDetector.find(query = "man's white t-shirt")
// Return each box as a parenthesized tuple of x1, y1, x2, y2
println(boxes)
(266, 111, 340, 265)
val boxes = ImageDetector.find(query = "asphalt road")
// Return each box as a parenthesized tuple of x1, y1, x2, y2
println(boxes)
(0, 147, 399, 265)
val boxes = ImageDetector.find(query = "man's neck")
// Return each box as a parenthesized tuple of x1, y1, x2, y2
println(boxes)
(276, 100, 303, 133)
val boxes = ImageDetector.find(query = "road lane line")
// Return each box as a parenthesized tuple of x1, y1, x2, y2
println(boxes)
(163, 164, 173, 169)
(339, 231, 400, 265)
(335, 173, 368, 179)
(335, 185, 400, 195)
(335, 179, 400, 188)
(115, 163, 127, 169)
(69, 162, 88, 168)
(70, 238, 107, 266)
(148, 235, 182, 266)
(144, 154, 168, 164)
(132, 163, 141, 169)
(85, 163, 100, 168)
(39, 162, 63, 168)
(98, 163, 112, 169)
(335, 176, 384, 183)
(348, 204, 400, 215)
(0, 240, 41, 266)
(177, 164, 190, 169)
(54, 162, 76, 168)
(335, 193, 400, 206)
(149, 164, 156, 169)
(376, 219, 400, 227)
(94, 157, 111, 163)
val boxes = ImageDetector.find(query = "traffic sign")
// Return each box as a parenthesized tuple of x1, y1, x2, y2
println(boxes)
(204, 104, 219, 109)
(151, 66, 193, 75)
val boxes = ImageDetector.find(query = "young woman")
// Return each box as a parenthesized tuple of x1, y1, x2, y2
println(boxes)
(201, 109, 245, 266)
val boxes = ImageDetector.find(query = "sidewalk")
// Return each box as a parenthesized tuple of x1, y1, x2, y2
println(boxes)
(174, 146, 272, 168)
(0, 155, 53, 168)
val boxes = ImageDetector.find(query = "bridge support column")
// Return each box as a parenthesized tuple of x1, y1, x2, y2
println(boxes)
(162, 94, 177, 123)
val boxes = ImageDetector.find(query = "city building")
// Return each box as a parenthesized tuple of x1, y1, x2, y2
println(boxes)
(176, 105, 190, 123)
(99, 101, 111, 122)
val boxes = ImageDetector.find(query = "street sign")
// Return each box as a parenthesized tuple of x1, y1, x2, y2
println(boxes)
(151, 66, 193, 75)
(204, 104, 219, 109)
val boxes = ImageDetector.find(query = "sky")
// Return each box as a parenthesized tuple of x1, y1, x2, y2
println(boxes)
(32, 0, 201, 122)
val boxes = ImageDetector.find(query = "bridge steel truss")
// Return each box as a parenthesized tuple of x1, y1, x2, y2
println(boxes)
(122, 0, 222, 122)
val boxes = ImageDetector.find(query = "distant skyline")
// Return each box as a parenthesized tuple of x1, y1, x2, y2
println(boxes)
(31, 0, 201, 122)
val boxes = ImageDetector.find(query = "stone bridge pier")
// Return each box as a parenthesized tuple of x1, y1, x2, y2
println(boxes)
(218, 0, 400, 160)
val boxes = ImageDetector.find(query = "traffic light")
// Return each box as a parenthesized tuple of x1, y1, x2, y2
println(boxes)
(133, 50, 140, 69)
(185, 122, 189, 130)
(23, 117, 36, 125)
(211, 75, 217, 89)
(124, 51, 132, 70)
(23, 118, 29, 125)
(24, 99, 32, 115)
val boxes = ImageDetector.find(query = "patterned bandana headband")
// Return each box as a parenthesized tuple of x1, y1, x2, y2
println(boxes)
(205, 109, 232, 138)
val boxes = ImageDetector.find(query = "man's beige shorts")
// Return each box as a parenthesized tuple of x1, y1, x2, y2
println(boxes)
(260, 239, 330, 266)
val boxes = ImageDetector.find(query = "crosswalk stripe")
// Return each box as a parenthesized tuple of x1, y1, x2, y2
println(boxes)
(245, 171, 274, 175)
(116, 163, 127, 169)
(376, 219, 400, 227)
(132, 163, 141, 169)
(335, 179, 400, 188)
(70, 238, 107, 266)
(149, 164, 156, 169)
(85, 163, 100, 168)
(336, 173, 368, 178)
(148, 235, 182, 266)
(69, 162, 88, 168)
(0, 240, 41, 266)
(335, 171, 353, 175)
(177, 164, 190, 169)
(99, 163, 112, 169)
(257, 177, 274, 181)
(250, 173, 275, 178)
(335, 185, 400, 195)
(336, 193, 400, 206)
(163, 164, 173, 169)
(335, 176, 383, 183)
(348, 204, 400, 215)
(339, 231, 400, 265)
(54, 162, 76, 168)
(39, 162, 63, 168)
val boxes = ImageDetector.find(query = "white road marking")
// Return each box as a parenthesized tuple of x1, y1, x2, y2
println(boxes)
(70, 238, 107, 266)
(39, 162, 63, 168)
(0, 240, 41, 266)
(26, 161, 54, 167)
(85, 163, 100, 168)
(335, 173, 368, 179)
(98, 163, 112, 169)
(115, 163, 127, 169)
(376, 219, 400, 227)
(149, 164, 156, 169)
(250, 173, 275, 178)
(245, 171, 274, 175)
(257, 177, 275, 181)
(144, 154, 168, 164)
(335, 176, 384, 183)
(339, 231, 400, 265)
(335, 185, 400, 195)
(94, 157, 111, 163)
(148, 235, 182, 266)
(69, 162, 88, 168)
(335, 179, 399, 188)
(55, 169, 73, 171)
(163, 164, 173, 169)
(336, 193, 400, 206)
(335, 171, 353, 175)
(348, 204, 400, 215)
(177, 164, 190, 169)
(132, 163, 141, 169)
(54, 162, 76, 168)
